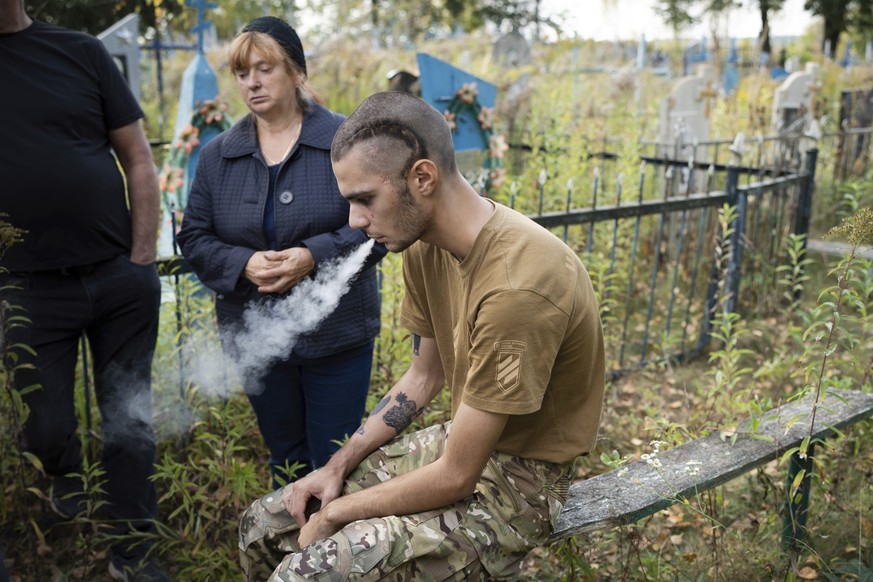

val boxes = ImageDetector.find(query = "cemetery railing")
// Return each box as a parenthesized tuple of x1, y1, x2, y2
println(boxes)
(514, 144, 817, 378)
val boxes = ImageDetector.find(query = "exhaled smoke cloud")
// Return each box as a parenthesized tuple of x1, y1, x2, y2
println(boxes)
(187, 239, 375, 398)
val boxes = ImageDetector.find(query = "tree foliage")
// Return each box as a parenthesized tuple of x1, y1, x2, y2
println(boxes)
(25, 0, 184, 35)
(804, 0, 873, 53)
(657, 0, 785, 56)
(653, 0, 698, 38)
(24, 0, 554, 43)
(263, 0, 559, 45)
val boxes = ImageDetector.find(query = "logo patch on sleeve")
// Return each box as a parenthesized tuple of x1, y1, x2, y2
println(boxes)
(494, 340, 526, 393)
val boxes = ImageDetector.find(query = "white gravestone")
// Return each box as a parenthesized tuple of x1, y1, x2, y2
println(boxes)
(493, 29, 531, 68)
(658, 66, 716, 157)
(98, 13, 141, 103)
(657, 67, 719, 194)
(772, 62, 819, 135)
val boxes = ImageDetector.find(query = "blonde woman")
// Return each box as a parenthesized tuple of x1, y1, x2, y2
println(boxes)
(179, 17, 386, 488)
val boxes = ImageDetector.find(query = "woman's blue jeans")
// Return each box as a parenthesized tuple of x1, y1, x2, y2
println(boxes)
(245, 342, 374, 488)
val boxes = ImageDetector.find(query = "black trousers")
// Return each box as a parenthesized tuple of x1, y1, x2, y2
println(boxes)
(1, 254, 161, 530)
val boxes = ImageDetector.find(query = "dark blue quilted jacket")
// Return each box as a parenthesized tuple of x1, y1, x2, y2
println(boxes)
(178, 103, 386, 360)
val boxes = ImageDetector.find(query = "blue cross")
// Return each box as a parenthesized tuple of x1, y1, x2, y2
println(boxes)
(185, 0, 217, 54)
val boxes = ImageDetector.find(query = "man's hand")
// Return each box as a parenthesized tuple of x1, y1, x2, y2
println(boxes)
(297, 504, 346, 548)
(283, 336, 450, 549)
(282, 466, 344, 529)
(245, 248, 314, 294)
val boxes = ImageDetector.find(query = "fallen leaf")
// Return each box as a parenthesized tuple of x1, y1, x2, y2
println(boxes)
(798, 566, 818, 580)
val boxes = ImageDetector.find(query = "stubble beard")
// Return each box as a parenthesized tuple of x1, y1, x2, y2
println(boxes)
(388, 180, 429, 253)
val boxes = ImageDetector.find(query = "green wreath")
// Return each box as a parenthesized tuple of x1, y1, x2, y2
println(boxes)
(442, 82, 507, 195)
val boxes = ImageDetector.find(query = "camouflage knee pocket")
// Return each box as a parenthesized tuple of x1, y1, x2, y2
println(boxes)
(270, 506, 478, 581)
(240, 484, 301, 557)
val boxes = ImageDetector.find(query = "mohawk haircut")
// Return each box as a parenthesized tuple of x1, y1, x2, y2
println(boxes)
(331, 92, 458, 178)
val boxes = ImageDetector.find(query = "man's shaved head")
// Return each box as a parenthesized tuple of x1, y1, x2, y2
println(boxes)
(331, 92, 458, 181)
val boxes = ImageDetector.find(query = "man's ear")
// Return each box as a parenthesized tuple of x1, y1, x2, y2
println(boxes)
(409, 159, 438, 197)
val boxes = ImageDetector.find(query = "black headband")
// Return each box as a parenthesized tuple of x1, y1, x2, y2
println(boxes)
(241, 16, 307, 76)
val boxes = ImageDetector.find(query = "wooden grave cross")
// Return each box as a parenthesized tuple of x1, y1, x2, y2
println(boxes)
(698, 79, 719, 118)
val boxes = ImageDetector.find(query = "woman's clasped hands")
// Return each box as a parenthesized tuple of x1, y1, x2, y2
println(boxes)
(244, 247, 315, 293)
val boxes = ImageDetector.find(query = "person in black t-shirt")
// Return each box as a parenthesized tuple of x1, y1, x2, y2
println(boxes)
(0, 1, 169, 580)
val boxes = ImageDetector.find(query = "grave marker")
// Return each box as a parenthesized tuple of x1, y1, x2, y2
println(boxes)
(98, 13, 142, 103)
(839, 88, 873, 128)
(722, 39, 739, 96)
(837, 88, 873, 178)
(658, 65, 715, 155)
(492, 29, 531, 68)
(158, 0, 223, 258)
(173, 0, 219, 139)
(417, 53, 497, 153)
(772, 62, 819, 135)
(683, 37, 708, 76)
(493, 30, 532, 112)
(841, 40, 854, 67)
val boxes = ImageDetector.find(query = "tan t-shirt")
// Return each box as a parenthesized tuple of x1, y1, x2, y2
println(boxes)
(401, 202, 605, 464)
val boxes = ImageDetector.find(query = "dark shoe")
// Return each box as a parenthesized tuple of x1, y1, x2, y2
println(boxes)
(49, 474, 86, 519)
(108, 552, 171, 582)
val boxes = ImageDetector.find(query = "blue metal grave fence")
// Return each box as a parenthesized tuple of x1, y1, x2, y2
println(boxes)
(507, 135, 815, 376)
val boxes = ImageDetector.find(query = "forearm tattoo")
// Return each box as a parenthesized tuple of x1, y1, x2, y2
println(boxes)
(412, 334, 421, 356)
(356, 394, 391, 436)
(382, 392, 422, 434)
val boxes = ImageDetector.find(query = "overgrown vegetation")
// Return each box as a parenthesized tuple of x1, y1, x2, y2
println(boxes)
(2, 33, 873, 581)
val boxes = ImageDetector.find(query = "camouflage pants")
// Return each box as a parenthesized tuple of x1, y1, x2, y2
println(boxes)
(238, 422, 572, 581)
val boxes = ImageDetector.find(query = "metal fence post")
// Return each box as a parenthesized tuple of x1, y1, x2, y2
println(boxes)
(782, 442, 816, 552)
(724, 164, 746, 315)
(793, 147, 818, 251)
(833, 120, 846, 182)
(792, 147, 818, 304)
(698, 137, 744, 349)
